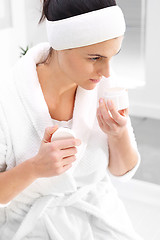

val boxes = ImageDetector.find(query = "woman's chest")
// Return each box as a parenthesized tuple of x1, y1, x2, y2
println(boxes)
(48, 100, 75, 121)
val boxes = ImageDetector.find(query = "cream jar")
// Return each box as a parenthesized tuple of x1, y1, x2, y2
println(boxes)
(104, 87, 129, 111)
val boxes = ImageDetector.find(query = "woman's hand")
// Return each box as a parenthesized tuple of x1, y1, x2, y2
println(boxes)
(96, 98, 129, 138)
(31, 126, 81, 178)
(97, 98, 139, 176)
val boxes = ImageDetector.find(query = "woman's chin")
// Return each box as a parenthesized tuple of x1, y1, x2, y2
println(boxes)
(83, 81, 99, 90)
(80, 84, 96, 90)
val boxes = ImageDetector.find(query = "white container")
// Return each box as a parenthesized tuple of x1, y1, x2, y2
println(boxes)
(51, 127, 75, 141)
(51, 127, 76, 175)
(104, 87, 129, 111)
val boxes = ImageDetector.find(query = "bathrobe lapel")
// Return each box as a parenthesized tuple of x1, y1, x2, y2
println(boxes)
(13, 45, 98, 192)
(13, 56, 54, 141)
(71, 85, 98, 171)
(13, 52, 98, 152)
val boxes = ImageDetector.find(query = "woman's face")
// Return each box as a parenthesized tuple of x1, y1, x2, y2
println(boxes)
(56, 36, 123, 90)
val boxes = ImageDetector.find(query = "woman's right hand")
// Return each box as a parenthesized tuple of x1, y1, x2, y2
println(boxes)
(32, 126, 81, 178)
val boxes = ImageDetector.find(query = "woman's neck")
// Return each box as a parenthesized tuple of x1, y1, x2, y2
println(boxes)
(36, 62, 77, 121)
(36, 61, 77, 103)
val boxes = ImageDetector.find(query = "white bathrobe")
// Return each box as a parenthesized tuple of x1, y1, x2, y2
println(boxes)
(0, 43, 142, 240)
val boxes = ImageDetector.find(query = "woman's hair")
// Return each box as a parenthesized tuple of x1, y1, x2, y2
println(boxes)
(40, 0, 117, 23)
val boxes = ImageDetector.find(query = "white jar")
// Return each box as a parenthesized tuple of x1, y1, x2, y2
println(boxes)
(104, 87, 129, 111)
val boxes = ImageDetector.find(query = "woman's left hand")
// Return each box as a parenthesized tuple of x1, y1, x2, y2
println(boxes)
(97, 98, 129, 138)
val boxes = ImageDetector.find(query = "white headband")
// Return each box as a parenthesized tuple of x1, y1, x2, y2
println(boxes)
(46, 6, 126, 50)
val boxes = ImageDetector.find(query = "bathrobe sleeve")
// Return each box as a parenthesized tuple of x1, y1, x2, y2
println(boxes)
(97, 76, 141, 182)
(0, 105, 10, 207)
(107, 116, 141, 182)
(0, 105, 7, 173)
(0, 103, 14, 208)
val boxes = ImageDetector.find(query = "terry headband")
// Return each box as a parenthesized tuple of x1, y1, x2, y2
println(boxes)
(46, 6, 126, 50)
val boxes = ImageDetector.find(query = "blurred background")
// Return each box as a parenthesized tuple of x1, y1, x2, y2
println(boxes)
(0, 0, 160, 184)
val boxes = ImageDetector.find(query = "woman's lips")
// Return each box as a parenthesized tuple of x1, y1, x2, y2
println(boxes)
(89, 79, 101, 83)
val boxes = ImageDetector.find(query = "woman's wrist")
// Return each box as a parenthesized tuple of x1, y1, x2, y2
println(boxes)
(108, 127, 138, 176)
(107, 126, 128, 143)
(27, 156, 39, 180)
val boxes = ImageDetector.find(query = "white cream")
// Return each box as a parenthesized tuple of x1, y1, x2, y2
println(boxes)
(104, 87, 129, 111)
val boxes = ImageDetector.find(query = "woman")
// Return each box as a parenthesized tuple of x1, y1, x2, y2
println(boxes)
(0, 0, 143, 239)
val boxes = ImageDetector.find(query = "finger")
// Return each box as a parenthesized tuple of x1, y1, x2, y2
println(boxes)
(118, 108, 129, 117)
(51, 138, 81, 150)
(62, 155, 76, 165)
(60, 147, 77, 158)
(100, 110, 118, 131)
(97, 108, 111, 132)
(107, 100, 127, 126)
(96, 109, 104, 129)
(61, 164, 72, 173)
(42, 125, 59, 143)
(57, 164, 72, 175)
(99, 99, 115, 127)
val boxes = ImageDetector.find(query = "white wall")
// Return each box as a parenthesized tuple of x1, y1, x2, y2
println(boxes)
(0, 0, 47, 76)
(11, 0, 47, 57)
(129, 0, 160, 119)
(23, 0, 47, 46)
(113, 0, 146, 89)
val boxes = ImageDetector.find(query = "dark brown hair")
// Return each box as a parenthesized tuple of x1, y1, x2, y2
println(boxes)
(39, 0, 117, 23)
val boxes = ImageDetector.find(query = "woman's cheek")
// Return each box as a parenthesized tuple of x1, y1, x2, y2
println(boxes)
(77, 61, 94, 77)
(62, 53, 94, 79)
(71, 60, 92, 77)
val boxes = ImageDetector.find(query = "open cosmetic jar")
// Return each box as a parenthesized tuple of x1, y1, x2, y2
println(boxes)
(104, 87, 129, 111)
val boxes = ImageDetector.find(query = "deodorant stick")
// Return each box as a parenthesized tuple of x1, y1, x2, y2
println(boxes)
(104, 87, 129, 111)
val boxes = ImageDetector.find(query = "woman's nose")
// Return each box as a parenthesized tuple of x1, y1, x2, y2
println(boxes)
(98, 61, 110, 78)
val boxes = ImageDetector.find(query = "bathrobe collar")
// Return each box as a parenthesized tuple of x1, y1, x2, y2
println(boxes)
(13, 43, 98, 165)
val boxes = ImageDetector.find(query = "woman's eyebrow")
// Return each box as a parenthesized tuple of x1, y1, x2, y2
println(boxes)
(87, 53, 108, 58)
(87, 49, 121, 58)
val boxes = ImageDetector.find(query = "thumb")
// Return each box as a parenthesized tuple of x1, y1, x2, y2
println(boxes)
(42, 125, 58, 143)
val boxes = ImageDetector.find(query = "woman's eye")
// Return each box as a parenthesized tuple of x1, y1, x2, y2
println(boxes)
(90, 57, 101, 61)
